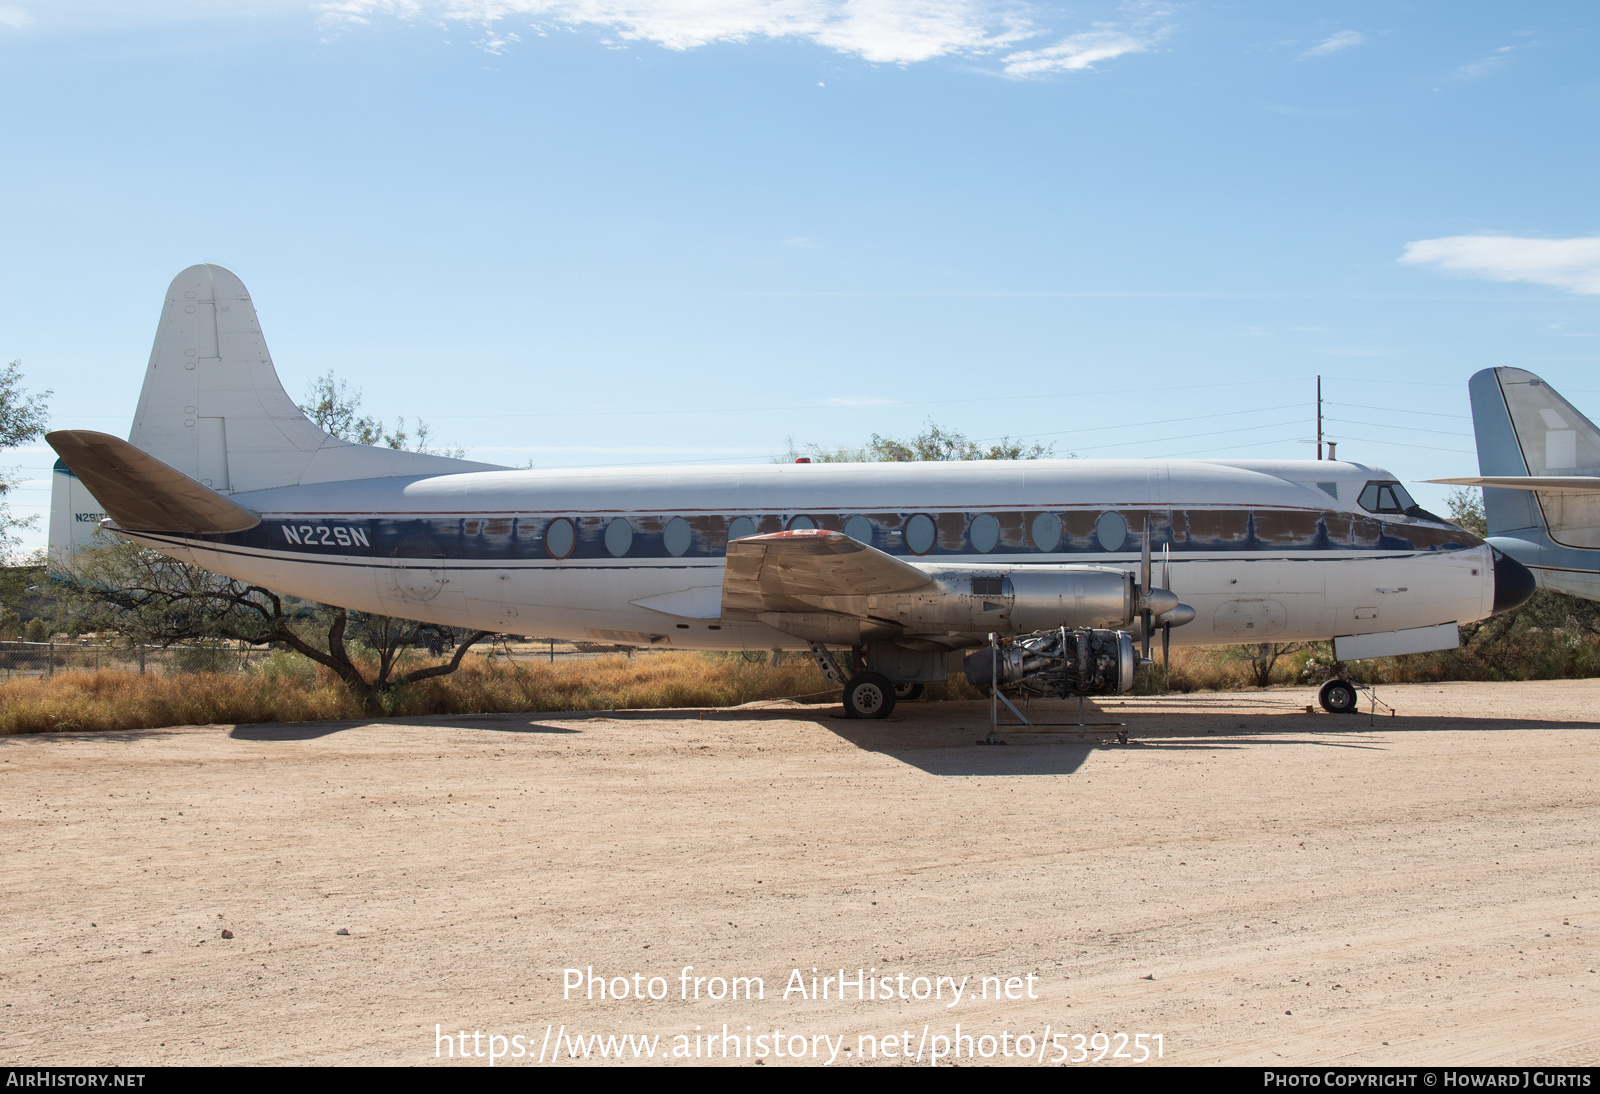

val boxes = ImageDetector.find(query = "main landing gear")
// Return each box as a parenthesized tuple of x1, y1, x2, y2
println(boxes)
(806, 642, 902, 719)
(844, 673, 896, 719)
(1318, 679, 1360, 714)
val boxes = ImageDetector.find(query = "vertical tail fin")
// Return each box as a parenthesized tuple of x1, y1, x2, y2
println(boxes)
(1469, 367, 1600, 547)
(129, 265, 501, 495)
(47, 457, 107, 573)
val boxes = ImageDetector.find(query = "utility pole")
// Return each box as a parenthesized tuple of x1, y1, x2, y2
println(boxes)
(1317, 375, 1323, 460)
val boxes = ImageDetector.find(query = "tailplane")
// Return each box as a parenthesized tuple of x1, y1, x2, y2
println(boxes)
(129, 264, 502, 495)
(1431, 368, 1600, 548)
(47, 429, 261, 535)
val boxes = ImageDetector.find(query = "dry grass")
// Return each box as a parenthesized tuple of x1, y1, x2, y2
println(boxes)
(0, 651, 874, 735)
(0, 663, 361, 734)
(7, 601, 1600, 735)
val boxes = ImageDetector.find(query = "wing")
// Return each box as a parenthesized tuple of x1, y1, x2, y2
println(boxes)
(1429, 475, 1600, 494)
(720, 529, 933, 618)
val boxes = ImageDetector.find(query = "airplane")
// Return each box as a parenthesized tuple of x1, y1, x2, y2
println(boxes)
(1431, 367, 1600, 604)
(46, 265, 1535, 719)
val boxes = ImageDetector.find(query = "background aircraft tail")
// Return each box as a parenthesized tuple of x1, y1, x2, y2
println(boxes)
(1466, 367, 1600, 548)
(128, 264, 501, 496)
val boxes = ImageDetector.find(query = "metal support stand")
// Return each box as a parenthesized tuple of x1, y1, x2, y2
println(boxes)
(982, 632, 1127, 745)
(808, 642, 848, 688)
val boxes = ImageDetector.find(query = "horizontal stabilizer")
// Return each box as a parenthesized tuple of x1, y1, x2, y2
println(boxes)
(1430, 475, 1600, 493)
(722, 529, 932, 617)
(46, 430, 261, 534)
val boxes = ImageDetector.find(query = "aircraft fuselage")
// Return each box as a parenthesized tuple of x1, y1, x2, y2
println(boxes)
(120, 456, 1496, 651)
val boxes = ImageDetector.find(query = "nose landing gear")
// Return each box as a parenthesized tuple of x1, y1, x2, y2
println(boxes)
(1318, 679, 1359, 714)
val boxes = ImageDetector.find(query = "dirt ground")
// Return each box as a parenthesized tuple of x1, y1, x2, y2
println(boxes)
(3, 679, 1598, 1067)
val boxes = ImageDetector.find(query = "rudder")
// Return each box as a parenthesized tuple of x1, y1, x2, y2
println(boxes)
(129, 265, 500, 495)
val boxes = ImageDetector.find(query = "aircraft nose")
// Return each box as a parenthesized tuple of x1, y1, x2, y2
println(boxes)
(1491, 547, 1536, 614)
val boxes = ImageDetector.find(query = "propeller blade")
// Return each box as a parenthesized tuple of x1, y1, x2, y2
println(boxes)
(1141, 521, 1152, 598)
(1161, 542, 1169, 591)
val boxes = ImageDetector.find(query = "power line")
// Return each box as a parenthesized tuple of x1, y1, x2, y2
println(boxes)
(1324, 401, 1472, 420)
(1323, 416, 1472, 439)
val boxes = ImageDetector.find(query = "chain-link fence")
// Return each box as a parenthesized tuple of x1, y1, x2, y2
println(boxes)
(0, 637, 687, 679)
(0, 641, 275, 679)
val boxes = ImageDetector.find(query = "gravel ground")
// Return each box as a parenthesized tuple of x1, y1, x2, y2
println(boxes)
(3, 679, 1598, 1067)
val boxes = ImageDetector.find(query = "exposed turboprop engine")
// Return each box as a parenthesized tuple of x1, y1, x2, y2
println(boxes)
(964, 627, 1137, 697)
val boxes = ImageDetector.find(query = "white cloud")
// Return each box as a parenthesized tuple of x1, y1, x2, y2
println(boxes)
(319, 0, 1039, 64)
(1457, 44, 1513, 79)
(1300, 29, 1361, 58)
(1400, 234, 1600, 296)
(1001, 25, 1150, 75)
(2, 1, 1169, 74)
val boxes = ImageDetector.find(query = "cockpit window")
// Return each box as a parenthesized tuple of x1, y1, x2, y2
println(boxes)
(1357, 480, 1415, 514)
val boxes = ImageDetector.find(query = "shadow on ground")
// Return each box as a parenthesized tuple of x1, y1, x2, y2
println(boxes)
(210, 688, 1600, 776)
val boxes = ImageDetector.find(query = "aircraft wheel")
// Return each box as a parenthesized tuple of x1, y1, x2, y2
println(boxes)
(1318, 679, 1359, 714)
(844, 673, 897, 719)
(892, 682, 924, 702)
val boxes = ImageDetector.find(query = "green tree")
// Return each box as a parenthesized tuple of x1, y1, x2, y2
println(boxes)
(60, 539, 491, 714)
(299, 371, 466, 459)
(0, 360, 52, 558)
(781, 420, 1057, 463)
(62, 372, 489, 709)
(1447, 486, 1487, 537)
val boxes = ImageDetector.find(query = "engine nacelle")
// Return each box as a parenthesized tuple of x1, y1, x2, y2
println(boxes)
(841, 566, 1135, 634)
(964, 627, 1137, 697)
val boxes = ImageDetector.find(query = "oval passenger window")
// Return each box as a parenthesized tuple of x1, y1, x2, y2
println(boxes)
(605, 517, 633, 557)
(1095, 511, 1128, 552)
(843, 515, 873, 544)
(970, 513, 1000, 554)
(904, 513, 937, 555)
(663, 516, 692, 557)
(726, 516, 757, 543)
(544, 517, 576, 560)
(1031, 512, 1061, 552)
(788, 515, 817, 530)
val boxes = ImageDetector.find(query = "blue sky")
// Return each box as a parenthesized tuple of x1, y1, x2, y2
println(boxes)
(3, 1, 1598, 551)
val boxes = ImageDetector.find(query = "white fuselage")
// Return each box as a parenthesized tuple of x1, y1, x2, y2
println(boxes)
(123, 457, 1495, 650)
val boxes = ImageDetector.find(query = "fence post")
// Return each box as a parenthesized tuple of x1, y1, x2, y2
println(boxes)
(139, 645, 146, 674)
(48, 640, 54, 678)
(549, 638, 554, 664)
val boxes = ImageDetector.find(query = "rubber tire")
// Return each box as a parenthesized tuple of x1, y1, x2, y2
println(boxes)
(892, 682, 925, 702)
(844, 673, 897, 719)
(1318, 679, 1359, 714)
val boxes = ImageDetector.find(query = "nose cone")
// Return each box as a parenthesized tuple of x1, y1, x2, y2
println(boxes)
(1492, 548, 1536, 614)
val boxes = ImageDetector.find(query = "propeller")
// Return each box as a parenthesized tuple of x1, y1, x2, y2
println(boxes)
(1134, 520, 1196, 687)
(1160, 543, 1171, 691)
(1140, 522, 1153, 667)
